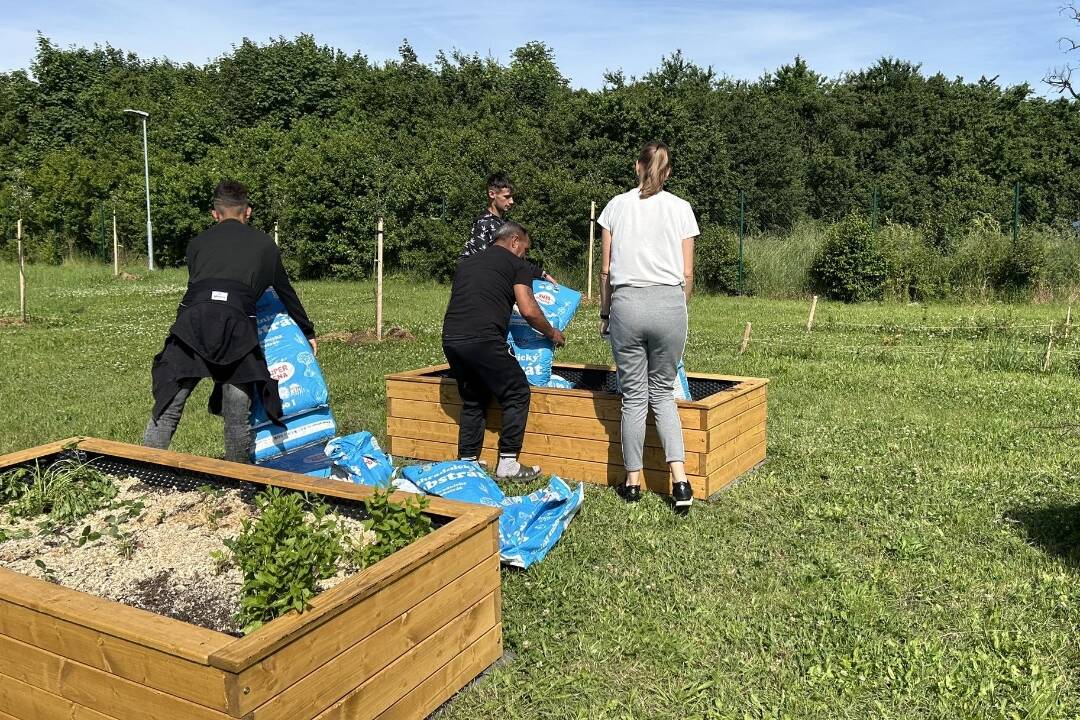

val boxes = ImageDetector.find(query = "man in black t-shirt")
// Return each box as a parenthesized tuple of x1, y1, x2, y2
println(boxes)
(143, 180, 316, 463)
(443, 221, 566, 480)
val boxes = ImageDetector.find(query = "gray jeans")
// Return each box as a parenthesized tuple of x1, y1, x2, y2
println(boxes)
(609, 284, 688, 471)
(143, 380, 254, 463)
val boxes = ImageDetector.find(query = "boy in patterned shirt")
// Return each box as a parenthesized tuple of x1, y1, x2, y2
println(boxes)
(461, 172, 515, 259)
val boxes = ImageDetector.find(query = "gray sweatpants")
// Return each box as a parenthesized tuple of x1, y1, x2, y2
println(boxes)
(609, 284, 688, 471)
(143, 380, 254, 463)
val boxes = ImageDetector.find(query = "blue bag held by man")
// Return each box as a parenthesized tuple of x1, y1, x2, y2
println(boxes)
(507, 280, 582, 386)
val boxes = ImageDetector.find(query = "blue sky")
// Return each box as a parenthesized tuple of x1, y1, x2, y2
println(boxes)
(0, 1, 1073, 93)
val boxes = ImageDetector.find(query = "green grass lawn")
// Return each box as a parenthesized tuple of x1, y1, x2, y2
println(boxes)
(2, 262, 1080, 719)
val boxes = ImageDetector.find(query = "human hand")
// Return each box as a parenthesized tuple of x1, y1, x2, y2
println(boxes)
(599, 319, 609, 338)
(550, 328, 566, 347)
(542, 271, 558, 286)
(309, 338, 318, 356)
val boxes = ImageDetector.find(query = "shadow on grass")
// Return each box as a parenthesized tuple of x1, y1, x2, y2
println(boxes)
(1006, 503, 1080, 569)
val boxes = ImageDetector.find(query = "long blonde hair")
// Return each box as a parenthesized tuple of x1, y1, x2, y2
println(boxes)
(637, 141, 671, 199)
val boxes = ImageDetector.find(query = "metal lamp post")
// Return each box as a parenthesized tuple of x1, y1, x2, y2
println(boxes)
(123, 108, 154, 270)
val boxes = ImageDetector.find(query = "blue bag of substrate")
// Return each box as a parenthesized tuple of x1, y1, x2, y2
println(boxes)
(250, 288, 330, 426)
(401, 460, 505, 506)
(508, 280, 582, 336)
(401, 461, 585, 568)
(258, 442, 335, 478)
(507, 333, 554, 386)
(323, 432, 423, 494)
(673, 361, 691, 400)
(499, 476, 585, 568)
(252, 405, 337, 463)
(507, 280, 582, 386)
(546, 374, 574, 389)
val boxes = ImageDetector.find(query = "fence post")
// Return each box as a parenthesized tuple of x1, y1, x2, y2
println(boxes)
(587, 201, 596, 300)
(376, 217, 384, 342)
(112, 210, 119, 276)
(806, 295, 818, 332)
(17, 219, 26, 324)
(1043, 322, 1055, 372)
(739, 321, 752, 354)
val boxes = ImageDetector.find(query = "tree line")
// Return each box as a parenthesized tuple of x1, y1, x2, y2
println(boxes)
(1, 34, 1078, 283)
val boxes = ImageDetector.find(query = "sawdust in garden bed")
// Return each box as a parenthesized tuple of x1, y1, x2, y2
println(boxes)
(0, 476, 374, 636)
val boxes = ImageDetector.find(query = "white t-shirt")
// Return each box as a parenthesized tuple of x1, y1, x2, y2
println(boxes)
(597, 188, 699, 288)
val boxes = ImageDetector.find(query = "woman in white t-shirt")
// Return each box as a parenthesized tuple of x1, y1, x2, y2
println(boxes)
(598, 141, 699, 513)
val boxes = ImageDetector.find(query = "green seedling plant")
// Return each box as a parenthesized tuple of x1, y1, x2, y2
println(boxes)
(224, 488, 346, 634)
(349, 486, 433, 569)
(1, 458, 117, 525)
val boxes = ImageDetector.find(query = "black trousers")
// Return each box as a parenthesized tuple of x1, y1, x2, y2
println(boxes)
(443, 340, 531, 458)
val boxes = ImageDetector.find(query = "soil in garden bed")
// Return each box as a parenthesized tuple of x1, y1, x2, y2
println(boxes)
(0, 476, 373, 636)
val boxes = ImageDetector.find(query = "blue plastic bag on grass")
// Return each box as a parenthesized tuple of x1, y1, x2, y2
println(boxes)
(323, 431, 424, 493)
(258, 443, 335, 478)
(499, 476, 585, 568)
(250, 288, 330, 426)
(401, 461, 584, 568)
(252, 406, 337, 463)
(401, 460, 504, 505)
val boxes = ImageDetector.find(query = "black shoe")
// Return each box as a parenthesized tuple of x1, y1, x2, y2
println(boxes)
(615, 481, 641, 503)
(672, 481, 693, 515)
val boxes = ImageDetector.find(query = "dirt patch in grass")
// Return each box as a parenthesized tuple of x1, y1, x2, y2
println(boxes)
(318, 326, 415, 345)
(0, 317, 27, 327)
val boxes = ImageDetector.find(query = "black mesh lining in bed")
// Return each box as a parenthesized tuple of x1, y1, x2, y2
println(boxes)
(4, 449, 440, 525)
(429, 366, 738, 402)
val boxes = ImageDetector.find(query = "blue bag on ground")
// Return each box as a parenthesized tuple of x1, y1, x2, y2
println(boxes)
(253, 406, 336, 462)
(258, 443, 335, 478)
(498, 476, 585, 568)
(323, 431, 423, 493)
(250, 288, 330, 425)
(401, 460, 585, 568)
(401, 461, 505, 505)
(507, 280, 582, 386)
(546, 374, 574, 389)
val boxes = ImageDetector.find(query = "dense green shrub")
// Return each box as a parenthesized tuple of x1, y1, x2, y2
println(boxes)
(876, 223, 947, 301)
(810, 214, 886, 302)
(694, 225, 747, 294)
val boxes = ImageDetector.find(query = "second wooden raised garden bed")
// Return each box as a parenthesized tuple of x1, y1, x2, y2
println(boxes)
(386, 362, 768, 499)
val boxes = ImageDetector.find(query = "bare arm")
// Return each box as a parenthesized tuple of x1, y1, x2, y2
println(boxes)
(514, 284, 565, 346)
(599, 228, 613, 335)
(682, 236, 695, 303)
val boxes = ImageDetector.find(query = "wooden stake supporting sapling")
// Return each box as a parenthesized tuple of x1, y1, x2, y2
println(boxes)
(376, 217, 384, 342)
(274, 222, 279, 247)
(112, 211, 120, 277)
(17, 218, 26, 324)
(1065, 304, 1072, 340)
(739, 322, 752, 354)
(1043, 322, 1055, 372)
(807, 295, 818, 332)
(587, 201, 596, 300)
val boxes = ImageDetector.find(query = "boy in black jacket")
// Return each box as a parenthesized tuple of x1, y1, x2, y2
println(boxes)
(143, 180, 316, 462)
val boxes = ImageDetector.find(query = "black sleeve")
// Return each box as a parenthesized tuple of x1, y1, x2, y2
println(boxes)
(513, 259, 537, 288)
(271, 251, 315, 338)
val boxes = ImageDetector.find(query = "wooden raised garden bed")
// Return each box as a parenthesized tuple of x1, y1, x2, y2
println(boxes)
(386, 362, 768, 499)
(0, 437, 502, 720)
